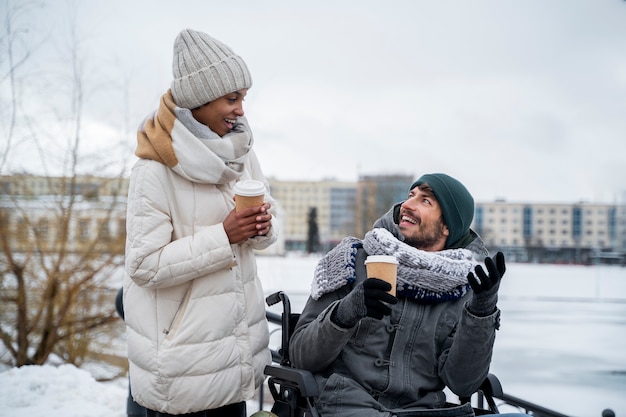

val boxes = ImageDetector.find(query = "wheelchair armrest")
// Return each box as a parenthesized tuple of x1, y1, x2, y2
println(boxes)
(264, 364, 319, 398)
(480, 373, 504, 398)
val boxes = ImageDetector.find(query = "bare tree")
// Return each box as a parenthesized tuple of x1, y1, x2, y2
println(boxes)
(0, 0, 40, 170)
(0, 0, 129, 371)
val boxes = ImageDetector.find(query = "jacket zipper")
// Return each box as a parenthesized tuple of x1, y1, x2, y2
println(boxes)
(162, 284, 192, 337)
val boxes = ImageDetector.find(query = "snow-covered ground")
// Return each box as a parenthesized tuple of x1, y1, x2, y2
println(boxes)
(1, 256, 624, 417)
(0, 364, 128, 417)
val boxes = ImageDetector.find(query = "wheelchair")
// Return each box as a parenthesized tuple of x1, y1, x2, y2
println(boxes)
(261, 290, 600, 417)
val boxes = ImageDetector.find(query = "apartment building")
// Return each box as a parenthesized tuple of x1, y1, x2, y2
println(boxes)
(1, 174, 128, 198)
(0, 175, 127, 255)
(268, 174, 413, 252)
(475, 201, 626, 264)
(3, 174, 625, 263)
(268, 179, 356, 252)
(1, 174, 285, 256)
(355, 174, 414, 238)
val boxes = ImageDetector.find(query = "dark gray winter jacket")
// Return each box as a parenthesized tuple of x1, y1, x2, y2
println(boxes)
(289, 233, 499, 417)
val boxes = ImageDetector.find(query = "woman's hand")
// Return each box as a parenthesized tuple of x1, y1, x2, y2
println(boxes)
(223, 202, 273, 244)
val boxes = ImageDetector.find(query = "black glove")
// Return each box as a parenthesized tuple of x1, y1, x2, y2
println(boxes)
(331, 278, 398, 328)
(467, 252, 506, 316)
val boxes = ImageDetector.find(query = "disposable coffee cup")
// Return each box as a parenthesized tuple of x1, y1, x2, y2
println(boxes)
(364, 255, 398, 296)
(233, 180, 266, 212)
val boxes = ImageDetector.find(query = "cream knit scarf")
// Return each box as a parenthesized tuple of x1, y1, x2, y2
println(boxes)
(135, 90, 253, 184)
(311, 228, 478, 303)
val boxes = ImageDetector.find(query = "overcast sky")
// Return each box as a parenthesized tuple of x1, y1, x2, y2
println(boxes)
(3, 0, 626, 204)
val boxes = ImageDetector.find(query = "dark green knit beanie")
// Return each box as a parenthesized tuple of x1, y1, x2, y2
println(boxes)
(409, 173, 474, 249)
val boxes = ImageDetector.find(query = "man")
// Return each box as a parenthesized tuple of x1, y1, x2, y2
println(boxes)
(289, 173, 507, 417)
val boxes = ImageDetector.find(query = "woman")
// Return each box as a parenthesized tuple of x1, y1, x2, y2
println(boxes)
(123, 29, 278, 417)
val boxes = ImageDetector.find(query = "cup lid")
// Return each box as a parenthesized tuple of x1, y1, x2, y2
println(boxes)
(233, 180, 266, 197)
(365, 255, 398, 264)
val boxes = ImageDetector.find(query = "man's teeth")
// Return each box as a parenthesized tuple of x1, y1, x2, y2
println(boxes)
(401, 215, 416, 224)
(225, 118, 236, 124)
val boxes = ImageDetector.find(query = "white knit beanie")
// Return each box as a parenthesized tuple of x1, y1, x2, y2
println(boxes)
(171, 29, 252, 109)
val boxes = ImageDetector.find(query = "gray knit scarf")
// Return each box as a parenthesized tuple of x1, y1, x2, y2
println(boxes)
(311, 228, 478, 303)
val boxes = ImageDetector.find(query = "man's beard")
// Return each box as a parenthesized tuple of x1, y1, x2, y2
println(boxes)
(401, 219, 446, 250)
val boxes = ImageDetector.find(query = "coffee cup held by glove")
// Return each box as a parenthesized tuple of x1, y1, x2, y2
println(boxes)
(364, 255, 398, 296)
(233, 180, 265, 212)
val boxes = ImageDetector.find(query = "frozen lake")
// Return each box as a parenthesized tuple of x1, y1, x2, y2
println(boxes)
(257, 254, 626, 417)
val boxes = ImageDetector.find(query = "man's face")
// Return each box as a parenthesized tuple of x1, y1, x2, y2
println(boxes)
(397, 184, 449, 252)
(191, 89, 248, 137)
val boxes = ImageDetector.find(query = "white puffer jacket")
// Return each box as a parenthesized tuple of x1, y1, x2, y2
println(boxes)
(123, 93, 277, 414)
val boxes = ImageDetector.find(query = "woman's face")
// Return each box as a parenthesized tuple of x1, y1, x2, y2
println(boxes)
(191, 89, 248, 137)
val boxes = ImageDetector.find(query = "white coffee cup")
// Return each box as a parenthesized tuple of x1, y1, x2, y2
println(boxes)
(233, 180, 266, 211)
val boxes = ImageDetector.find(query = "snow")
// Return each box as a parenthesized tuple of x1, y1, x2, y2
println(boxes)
(0, 364, 127, 417)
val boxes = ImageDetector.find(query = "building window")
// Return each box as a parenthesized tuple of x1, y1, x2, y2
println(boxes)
(37, 218, 49, 241)
(16, 217, 28, 242)
(98, 220, 111, 242)
(523, 206, 532, 238)
(475, 206, 483, 230)
(79, 219, 89, 242)
(117, 219, 126, 238)
(572, 207, 582, 239)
